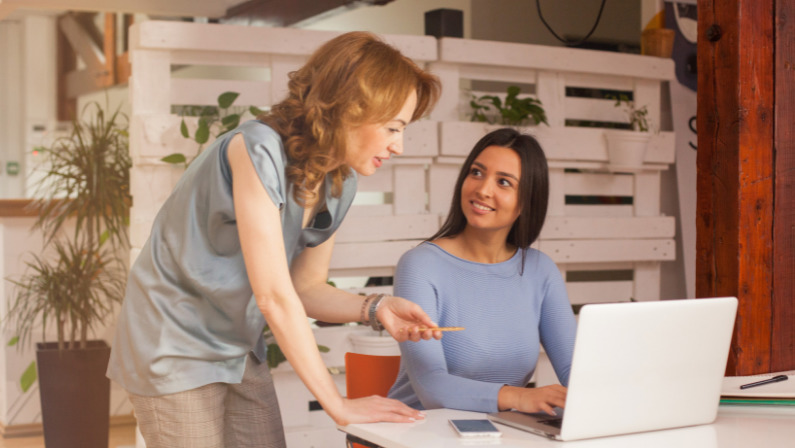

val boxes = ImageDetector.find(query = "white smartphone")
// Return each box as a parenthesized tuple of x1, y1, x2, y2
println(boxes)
(449, 419, 502, 438)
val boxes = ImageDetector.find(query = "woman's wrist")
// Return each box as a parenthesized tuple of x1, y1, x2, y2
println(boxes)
(360, 295, 375, 325)
(368, 294, 387, 331)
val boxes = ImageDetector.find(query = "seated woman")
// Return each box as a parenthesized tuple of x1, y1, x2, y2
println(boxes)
(388, 127, 577, 415)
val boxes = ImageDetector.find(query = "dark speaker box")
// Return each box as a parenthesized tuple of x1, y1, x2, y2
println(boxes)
(424, 8, 464, 38)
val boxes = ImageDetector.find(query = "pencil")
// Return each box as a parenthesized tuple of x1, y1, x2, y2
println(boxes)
(419, 326, 465, 332)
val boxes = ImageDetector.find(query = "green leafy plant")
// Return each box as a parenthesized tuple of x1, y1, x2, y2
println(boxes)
(263, 325, 330, 370)
(608, 94, 650, 132)
(470, 86, 548, 126)
(162, 92, 264, 166)
(5, 101, 131, 392)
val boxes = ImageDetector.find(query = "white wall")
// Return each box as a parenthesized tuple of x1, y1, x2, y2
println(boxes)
(472, 0, 640, 47)
(0, 19, 25, 199)
(301, 0, 472, 37)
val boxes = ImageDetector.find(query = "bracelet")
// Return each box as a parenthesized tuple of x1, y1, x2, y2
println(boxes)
(360, 295, 375, 325)
(368, 294, 387, 332)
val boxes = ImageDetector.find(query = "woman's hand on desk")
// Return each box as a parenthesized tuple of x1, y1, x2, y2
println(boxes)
(333, 396, 426, 426)
(498, 384, 568, 416)
(378, 296, 444, 342)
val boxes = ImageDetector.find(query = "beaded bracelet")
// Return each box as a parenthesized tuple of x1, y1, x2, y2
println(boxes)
(360, 295, 375, 325)
(368, 294, 387, 332)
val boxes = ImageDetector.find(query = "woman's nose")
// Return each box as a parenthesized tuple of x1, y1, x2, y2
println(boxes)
(388, 138, 403, 155)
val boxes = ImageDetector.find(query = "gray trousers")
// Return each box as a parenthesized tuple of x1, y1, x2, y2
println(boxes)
(129, 354, 286, 448)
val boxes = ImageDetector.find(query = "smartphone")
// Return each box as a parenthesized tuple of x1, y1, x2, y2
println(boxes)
(449, 419, 502, 438)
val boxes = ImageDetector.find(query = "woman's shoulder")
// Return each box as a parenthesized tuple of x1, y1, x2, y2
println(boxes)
(397, 242, 444, 268)
(524, 248, 559, 273)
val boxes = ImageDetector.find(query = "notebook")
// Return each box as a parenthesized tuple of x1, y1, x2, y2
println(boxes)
(488, 297, 738, 441)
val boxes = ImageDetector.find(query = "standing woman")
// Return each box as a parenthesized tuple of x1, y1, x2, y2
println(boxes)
(388, 128, 577, 415)
(107, 32, 441, 447)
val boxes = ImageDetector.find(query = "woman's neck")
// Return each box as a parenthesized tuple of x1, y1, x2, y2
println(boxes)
(435, 227, 516, 264)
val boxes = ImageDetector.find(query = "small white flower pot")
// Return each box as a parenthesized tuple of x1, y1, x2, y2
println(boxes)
(604, 130, 651, 168)
(348, 329, 400, 356)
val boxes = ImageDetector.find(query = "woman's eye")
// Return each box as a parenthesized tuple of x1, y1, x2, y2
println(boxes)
(388, 128, 401, 134)
(469, 168, 482, 176)
(499, 179, 513, 187)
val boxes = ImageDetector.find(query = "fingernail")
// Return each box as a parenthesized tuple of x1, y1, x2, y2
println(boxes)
(409, 417, 416, 421)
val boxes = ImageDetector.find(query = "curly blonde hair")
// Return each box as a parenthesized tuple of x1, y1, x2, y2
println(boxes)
(259, 31, 440, 207)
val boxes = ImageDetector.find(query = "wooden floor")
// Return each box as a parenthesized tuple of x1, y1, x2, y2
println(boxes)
(0, 424, 136, 448)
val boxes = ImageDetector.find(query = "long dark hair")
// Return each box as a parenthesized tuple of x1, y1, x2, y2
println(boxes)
(429, 128, 549, 269)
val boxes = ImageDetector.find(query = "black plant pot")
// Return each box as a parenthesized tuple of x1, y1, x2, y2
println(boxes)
(36, 340, 111, 448)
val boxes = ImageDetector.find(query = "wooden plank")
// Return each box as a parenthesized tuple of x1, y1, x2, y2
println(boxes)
(56, 19, 77, 120)
(696, 0, 775, 375)
(438, 122, 676, 165)
(633, 79, 661, 133)
(427, 62, 461, 122)
(132, 114, 197, 160)
(547, 168, 566, 216)
(356, 167, 393, 193)
(539, 239, 674, 263)
(269, 54, 304, 107)
(564, 97, 628, 123)
(170, 78, 271, 107)
(566, 281, 634, 305)
(392, 165, 427, 215)
(633, 171, 661, 217)
(346, 204, 393, 217)
(335, 214, 438, 244)
(0, 199, 39, 217)
(403, 120, 438, 158)
(564, 73, 635, 92)
(330, 241, 422, 270)
(564, 171, 634, 197)
(428, 164, 460, 215)
(459, 64, 537, 84)
(132, 22, 437, 61)
(58, 13, 104, 75)
(2, 0, 230, 18)
(633, 261, 661, 301)
(536, 71, 566, 128)
(170, 50, 273, 67)
(563, 205, 634, 218)
(438, 38, 675, 81)
(541, 216, 675, 240)
(772, 0, 795, 372)
(128, 47, 171, 114)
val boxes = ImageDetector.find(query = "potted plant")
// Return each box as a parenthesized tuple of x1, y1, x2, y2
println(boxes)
(5, 101, 131, 448)
(470, 85, 548, 127)
(603, 94, 652, 168)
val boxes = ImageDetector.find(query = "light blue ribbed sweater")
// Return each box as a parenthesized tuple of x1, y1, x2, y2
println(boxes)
(387, 242, 577, 413)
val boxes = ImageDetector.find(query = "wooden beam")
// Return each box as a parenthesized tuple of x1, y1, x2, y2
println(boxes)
(58, 13, 107, 83)
(225, 0, 393, 26)
(772, 0, 795, 371)
(56, 21, 77, 121)
(0, 0, 229, 18)
(697, 0, 776, 375)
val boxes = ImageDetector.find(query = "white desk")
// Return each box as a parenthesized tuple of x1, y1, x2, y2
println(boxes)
(339, 406, 795, 448)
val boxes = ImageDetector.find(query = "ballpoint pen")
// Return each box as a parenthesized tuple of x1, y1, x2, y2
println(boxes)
(739, 374, 789, 390)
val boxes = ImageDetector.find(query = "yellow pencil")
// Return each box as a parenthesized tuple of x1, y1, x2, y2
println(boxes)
(419, 326, 465, 332)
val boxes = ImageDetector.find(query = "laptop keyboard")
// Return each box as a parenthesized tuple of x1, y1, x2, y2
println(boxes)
(539, 418, 563, 429)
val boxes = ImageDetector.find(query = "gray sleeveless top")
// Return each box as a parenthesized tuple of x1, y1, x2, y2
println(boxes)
(107, 120, 357, 396)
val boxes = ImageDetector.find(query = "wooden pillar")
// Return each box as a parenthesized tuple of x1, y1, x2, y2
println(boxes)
(772, 0, 795, 372)
(697, 0, 794, 375)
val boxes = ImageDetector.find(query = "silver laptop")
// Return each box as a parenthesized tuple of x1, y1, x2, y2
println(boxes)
(488, 297, 738, 441)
